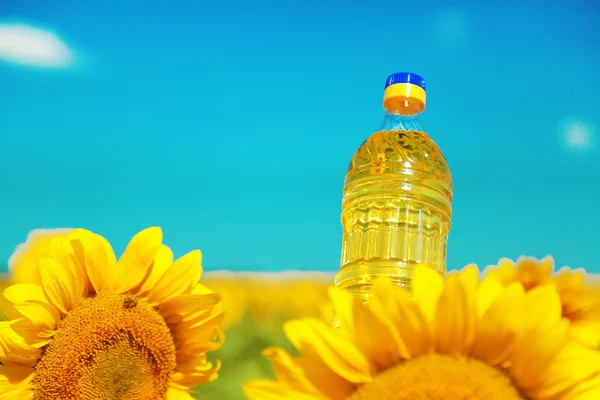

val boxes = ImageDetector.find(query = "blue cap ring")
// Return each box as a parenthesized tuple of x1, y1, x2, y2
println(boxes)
(384, 72, 426, 91)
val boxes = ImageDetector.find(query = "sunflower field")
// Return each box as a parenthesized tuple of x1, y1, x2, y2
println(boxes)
(1, 229, 600, 399)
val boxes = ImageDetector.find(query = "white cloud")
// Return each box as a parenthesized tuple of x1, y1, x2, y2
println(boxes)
(0, 23, 74, 68)
(562, 119, 595, 151)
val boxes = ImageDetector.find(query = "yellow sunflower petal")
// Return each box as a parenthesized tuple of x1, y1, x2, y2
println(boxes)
(412, 264, 445, 323)
(263, 348, 324, 397)
(458, 264, 479, 297)
(170, 357, 220, 388)
(243, 380, 320, 400)
(533, 343, 600, 399)
(116, 227, 163, 293)
(16, 322, 51, 349)
(148, 250, 203, 306)
(8, 228, 73, 286)
(165, 386, 196, 400)
(137, 244, 174, 295)
(472, 282, 525, 366)
(568, 389, 600, 400)
(511, 318, 570, 392)
(70, 229, 118, 292)
(50, 236, 87, 304)
(531, 255, 554, 275)
(514, 255, 554, 290)
(0, 373, 33, 400)
(4, 284, 60, 332)
(387, 287, 433, 357)
(39, 256, 81, 315)
(11, 299, 59, 334)
(459, 264, 479, 351)
(0, 318, 50, 350)
(434, 272, 475, 353)
(328, 287, 354, 334)
(0, 362, 33, 392)
(263, 347, 353, 400)
(475, 276, 505, 318)
(510, 286, 569, 389)
(523, 284, 562, 331)
(4, 284, 60, 336)
(354, 294, 401, 362)
(0, 391, 33, 400)
(365, 280, 410, 363)
(496, 257, 518, 281)
(172, 354, 220, 378)
(329, 286, 402, 370)
(555, 375, 600, 400)
(168, 306, 223, 337)
(0, 321, 42, 366)
(3, 285, 46, 305)
(191, 284, 214, 295)
(284, 318, 372, 383)
(159, 292, 221, 324)
(570, 320, 600, 348)
(175, 318, 225, 357)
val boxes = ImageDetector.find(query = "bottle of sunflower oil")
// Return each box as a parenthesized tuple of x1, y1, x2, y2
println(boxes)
(335, 72, 453, 303)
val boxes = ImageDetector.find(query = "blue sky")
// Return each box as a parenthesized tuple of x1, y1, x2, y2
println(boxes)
(0, 0, 599, 273)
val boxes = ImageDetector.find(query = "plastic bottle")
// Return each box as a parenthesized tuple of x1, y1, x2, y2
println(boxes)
(334, 72, 453, 303)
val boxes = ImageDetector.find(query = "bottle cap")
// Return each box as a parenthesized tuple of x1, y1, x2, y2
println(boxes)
(383, 72, 427, 112)
(384, 72, 426, 90)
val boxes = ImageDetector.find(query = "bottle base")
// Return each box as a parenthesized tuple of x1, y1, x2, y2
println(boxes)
(331, 260, 444, 327)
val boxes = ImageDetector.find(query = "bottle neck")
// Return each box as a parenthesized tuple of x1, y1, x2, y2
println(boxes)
(379, 99, 424, 132)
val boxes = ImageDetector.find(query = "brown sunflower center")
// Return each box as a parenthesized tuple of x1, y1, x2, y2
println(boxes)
(349, 354, 526, 400)
(32, 291, 177, 400)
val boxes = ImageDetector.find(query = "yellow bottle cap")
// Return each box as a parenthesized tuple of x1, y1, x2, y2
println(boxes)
(382, 72, 426, 112)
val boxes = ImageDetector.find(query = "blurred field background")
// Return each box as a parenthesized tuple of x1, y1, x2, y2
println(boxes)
(195, 272, 333, 399)
(0, 269, 333, 400)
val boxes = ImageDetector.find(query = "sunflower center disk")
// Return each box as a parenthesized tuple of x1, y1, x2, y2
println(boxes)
(349, 354, 526, 400)
(32, 291, 177, 400)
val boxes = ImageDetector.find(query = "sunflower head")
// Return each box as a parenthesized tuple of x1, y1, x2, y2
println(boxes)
(1, 227, 225, 400)
(485, 256, 554, 290)
(486, 256, 600, 348)
(244, 263, 600, 400)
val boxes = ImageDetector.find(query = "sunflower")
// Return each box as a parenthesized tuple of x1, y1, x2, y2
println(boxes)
(486, 256, 600, 348)
(244, 264, 600, 400)
(0, 227, 224, 399)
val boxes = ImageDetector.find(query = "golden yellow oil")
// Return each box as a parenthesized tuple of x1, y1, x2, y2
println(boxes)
(335, 128, 452, 301)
